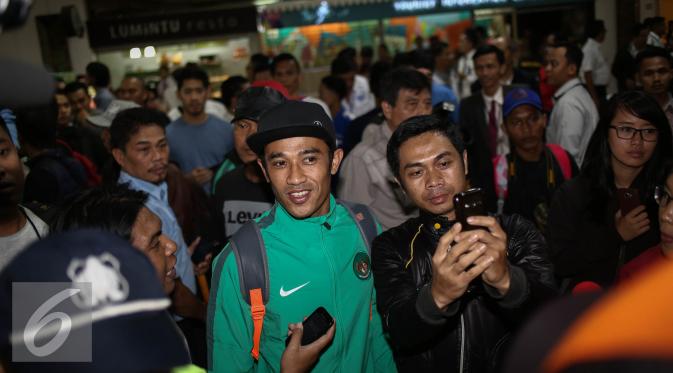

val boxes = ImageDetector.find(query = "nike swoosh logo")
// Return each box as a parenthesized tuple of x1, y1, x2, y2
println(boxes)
(279, 282, 310, 297)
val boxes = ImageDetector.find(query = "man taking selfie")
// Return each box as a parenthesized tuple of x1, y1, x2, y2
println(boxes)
(372, 114, 556, 372)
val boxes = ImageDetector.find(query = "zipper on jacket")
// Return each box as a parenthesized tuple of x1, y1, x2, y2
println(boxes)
(320, 224, 345, 367)
(459, 314, 466, 373)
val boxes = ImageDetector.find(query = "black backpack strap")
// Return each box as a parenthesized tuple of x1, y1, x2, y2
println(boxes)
(230, 221, 269, 305)
(337, 199, 378, 254)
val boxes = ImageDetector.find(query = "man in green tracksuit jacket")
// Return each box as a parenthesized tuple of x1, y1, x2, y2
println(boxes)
(207, 101, 396, 372)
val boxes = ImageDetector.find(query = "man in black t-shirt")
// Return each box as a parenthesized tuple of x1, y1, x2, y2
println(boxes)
(213, 87, 284, 238)
(495, 88, 578, 231)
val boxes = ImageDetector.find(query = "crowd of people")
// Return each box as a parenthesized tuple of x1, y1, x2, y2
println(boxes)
(1, 16, 673, 373)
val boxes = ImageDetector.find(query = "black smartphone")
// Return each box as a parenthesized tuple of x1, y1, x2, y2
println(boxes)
(285, 307, 334, 346)
(453, 188, 486, 231)
(616, 188, 640, 215)
(191, 239, 221, 264)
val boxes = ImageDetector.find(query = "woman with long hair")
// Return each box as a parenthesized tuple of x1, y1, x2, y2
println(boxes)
(547, 90, 673, 290)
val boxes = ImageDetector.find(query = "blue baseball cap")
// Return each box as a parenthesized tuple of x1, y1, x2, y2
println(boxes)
(503, 88, 543, 118)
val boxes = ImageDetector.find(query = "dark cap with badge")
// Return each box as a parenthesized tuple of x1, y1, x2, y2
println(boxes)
(0, 229, 191, 373)
(232, 86, 287, 124)
(247, 100, 336, 156)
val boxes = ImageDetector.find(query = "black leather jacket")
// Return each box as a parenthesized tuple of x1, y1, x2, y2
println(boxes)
(372, 212, 558, 373)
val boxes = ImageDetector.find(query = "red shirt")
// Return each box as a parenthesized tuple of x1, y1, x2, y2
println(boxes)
(618, 245, 667, 283)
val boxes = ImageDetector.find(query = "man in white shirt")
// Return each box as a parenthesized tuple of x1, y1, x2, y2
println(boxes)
(581, 20, 610, 107)
(338, 68, 432, 230)
(636, 47, 673, 130)
(646, 17, 666, 48)
(332, 56, 376, 120)
(454, 28, 480, 100)
(545, 42, 599, 167)
(0, 115, 48, 271)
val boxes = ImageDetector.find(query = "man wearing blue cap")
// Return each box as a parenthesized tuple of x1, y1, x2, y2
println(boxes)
(496, 88, 578, 231)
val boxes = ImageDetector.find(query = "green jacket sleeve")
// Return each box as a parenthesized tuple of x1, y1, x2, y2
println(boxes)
(369, 222, 397, 372)
(207, 245, 256, 373)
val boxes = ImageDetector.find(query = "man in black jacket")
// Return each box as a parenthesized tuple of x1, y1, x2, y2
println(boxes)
(372, 114, 557, 373)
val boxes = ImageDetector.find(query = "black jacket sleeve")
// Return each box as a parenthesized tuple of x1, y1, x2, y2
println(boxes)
(372, 231, 461, 352)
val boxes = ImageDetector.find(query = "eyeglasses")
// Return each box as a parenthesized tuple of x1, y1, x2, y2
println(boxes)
(654, 186, 673, 207)
(609, 126, 658, 142)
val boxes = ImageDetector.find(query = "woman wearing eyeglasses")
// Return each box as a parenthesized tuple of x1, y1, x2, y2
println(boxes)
(618, 161, 673, 282)
(547, 90, 673, 291)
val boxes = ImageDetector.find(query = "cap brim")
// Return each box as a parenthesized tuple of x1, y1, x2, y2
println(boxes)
(247, 126, 335, 156)
(4, 311, 191, 373)
(86, 115, 111, 128)
(504, 101, 543, 118)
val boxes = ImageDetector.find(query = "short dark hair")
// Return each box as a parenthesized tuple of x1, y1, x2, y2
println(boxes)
(321, 75, 348, 100)
(380, 67, 431, 107)
(331, 56, 357, 75)
(337, 47, 357, 62)
(586, 20, 606, 39)
(430, 41, 449, 59)
(271, 53, 301, 75)
(649, 16, 665, 28)
(553, 42, 583, 73)
(361, 46, 374, 59)
(631, 22, 647, 38)
(85, 62, 111, 87)
(110, 107, 169, 151)
(464, 28, 480, 48)
(369, 61, 392, 100)
(175, 65, 209, 90)
(409, 50, 435, 72)
(51, 185, 148, 242)
(220, 75, 249, 109)
(635, 47, 673, 69)
(250, 53, 271, 76)
(473, 44, 505, 65)
(387, 114, 465, 179)
(14, 101, 58, 149)
(63, 81, 88, 96)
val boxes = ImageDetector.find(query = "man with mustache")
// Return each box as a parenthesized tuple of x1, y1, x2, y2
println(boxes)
(372, 114, 557, 372)
(636, 47, 673, 129)
(495, 88, 578, 231)
(208, 101, 395, 372)
(109, 107, 209, 366)
(0, 114, 48, 271)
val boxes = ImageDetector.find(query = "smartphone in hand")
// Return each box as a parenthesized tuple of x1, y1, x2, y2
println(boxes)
(616, 188, 640, 215)
(454, 188, 486, 231)
(285, 307, 334, 346)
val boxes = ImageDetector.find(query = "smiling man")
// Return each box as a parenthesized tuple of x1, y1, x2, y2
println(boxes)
(372, 114, 557, 372)
(208, 101, 395, 372)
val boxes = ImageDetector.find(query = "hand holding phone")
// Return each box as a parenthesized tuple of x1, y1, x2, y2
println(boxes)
(616, 188, 640, 215)
(453, 188, 486, 231)
(281, 315, 336, 373)
(285, 307, 334, 347)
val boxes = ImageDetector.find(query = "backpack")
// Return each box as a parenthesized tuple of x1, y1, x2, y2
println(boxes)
(493, 143, 572, 214)
(56, 139, 102, 187)
(228, 199, 378, 360)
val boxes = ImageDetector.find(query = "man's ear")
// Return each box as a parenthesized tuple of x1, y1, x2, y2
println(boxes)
(111, 148, 126, 169)
(257, 158, 271, 183)
(568, 64, 578, 79)
(330, 148, 344, 175)
(381, 101, 393, 121)
(462, 150, 469, 176)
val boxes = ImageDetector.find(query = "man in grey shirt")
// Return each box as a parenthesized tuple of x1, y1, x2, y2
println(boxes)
(339, 68, 432, 230)
(0, 114, 48, 271)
